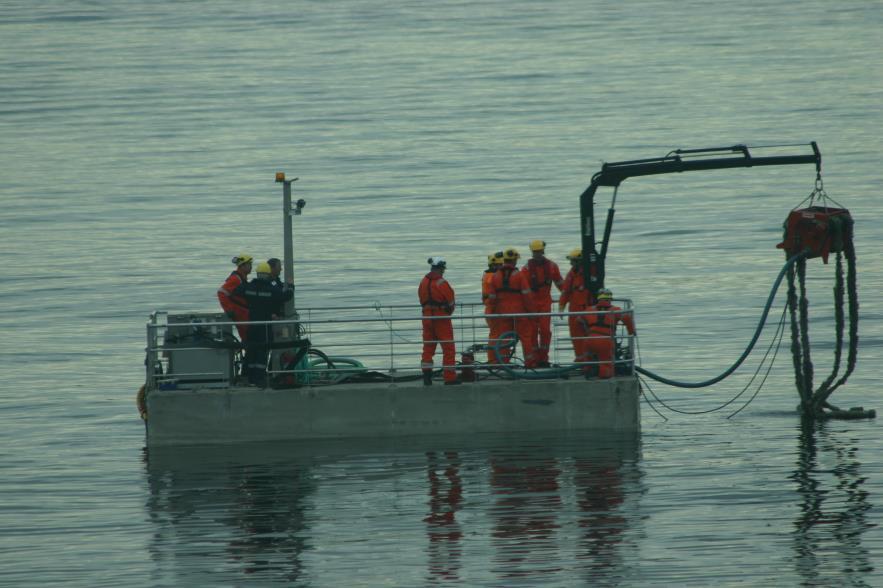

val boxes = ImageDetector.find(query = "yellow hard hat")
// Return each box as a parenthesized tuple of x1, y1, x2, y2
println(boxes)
(256, 261, 272, 275)
(566, 248, 582, 260)
(597, 288, 613, 301)
(493, 251, 505, 264)
(502, 248, 520, 262)
(529, 239, 546, 252)
(232, 253, 254, 266)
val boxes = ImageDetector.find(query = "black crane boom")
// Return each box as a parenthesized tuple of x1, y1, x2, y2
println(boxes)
(579, 142, 821, 294)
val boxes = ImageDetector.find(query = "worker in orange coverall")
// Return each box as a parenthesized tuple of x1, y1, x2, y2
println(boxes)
(584, 288, 635, 379)
(486, 248, 537, 367)
(218, 253, 253, 341)
(482, 251, 504, 363)
(558, 249, 594, 370)
(419, 256, 459, 386)
(520, 240, 563, 367)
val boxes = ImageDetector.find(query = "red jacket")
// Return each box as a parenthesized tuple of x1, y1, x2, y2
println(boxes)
(217, 270, 249, 315)
(482, 269, 496, 314)
(419, 271, 456, 316)
(520, 257, 563, 308)
(586, 303, 635, 336)
(559, 268, 593, 312)
(487, 264, 535, 314)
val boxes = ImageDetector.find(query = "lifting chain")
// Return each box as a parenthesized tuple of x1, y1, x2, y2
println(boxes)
(783, 174, 863, 419)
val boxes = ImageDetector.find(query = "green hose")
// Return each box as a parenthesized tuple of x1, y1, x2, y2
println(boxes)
(308, 355, 366, 384)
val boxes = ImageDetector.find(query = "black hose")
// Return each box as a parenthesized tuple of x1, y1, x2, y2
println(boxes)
(307, 347, 336, 370)
(635, 252, 806, 388)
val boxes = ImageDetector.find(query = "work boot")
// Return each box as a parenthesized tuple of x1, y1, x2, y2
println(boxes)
(422, 371, 433, 386)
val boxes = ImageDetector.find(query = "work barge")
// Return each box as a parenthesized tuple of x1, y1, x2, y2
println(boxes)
(144, 303, 642, 447)
(141, 142, 870, 447)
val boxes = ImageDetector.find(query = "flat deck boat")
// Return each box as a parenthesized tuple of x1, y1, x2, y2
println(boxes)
(141, 304, 641, 447)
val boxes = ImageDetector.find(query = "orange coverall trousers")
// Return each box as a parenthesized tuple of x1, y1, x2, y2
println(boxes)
(422, 317, 457, 383)
(568, 313, 591, 369)
(585, 329, 616, 378)
(531, 302, 553, 365)
(494, 315, 536, 367)
(485, 314, 505, 364)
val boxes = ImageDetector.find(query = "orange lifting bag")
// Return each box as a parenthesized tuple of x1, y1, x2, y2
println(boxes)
(777, 206, 853, 264)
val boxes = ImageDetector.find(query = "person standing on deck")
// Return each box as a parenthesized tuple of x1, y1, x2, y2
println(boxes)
(239, 261, 293, 386)
(486, 248, 537, 367)
(418, 257, 459, 386)
(482, 251, 504, 364)
(218, 253, 253, 342)
(558, 249, 594, 371)
(266, 257, 292, 319)
(584, 288, 635, 379)
(520, 240, 563, 367)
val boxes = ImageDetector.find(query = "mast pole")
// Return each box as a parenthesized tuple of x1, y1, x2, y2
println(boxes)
(276, 172, 299, 317)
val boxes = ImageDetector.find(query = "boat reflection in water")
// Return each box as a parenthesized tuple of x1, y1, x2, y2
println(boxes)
(144, 443, 318, 584)
(489, 448, 564, 579)
(423, 450, 464, 583)
(791, 420, 874, 585)
(486, 434, 641, 585)
(144, 432, 643, 585)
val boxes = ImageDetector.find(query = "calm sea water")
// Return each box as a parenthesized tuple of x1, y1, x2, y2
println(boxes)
(1, 1, 882, 586)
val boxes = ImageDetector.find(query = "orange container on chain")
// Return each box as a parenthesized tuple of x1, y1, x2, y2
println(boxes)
(776, 206, 852, 263)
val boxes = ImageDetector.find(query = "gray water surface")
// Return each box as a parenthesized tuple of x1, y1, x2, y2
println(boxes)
(1, 1, 881, 586)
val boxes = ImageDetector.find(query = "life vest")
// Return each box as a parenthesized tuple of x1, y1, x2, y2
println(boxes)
(496, 266, 521, 293)
(419, 272, 454, 314)
(218, 270, 248, 311)
(561, 268, 592, 310)
(491, 266, 534, 314)
(587, 309, 616, 333)
(526, 258, 553, 292)
(481, 269, 495, 302)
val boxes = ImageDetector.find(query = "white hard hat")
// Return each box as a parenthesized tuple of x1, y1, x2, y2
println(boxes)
(427, 256, 446, 267)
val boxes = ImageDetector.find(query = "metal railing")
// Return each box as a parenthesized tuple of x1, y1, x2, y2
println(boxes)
(145, 300, 636, 389)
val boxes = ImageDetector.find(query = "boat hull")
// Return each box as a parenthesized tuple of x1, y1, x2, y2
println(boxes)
(145, 377, 641, 447)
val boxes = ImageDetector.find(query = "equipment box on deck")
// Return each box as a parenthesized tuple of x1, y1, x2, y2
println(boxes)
(163, 313, 235, 387)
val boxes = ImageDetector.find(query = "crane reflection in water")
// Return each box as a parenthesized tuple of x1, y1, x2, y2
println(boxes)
(791, 419, 874, 585)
